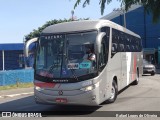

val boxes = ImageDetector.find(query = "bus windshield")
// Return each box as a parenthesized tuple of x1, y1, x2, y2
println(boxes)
(35, 31, 98, 82)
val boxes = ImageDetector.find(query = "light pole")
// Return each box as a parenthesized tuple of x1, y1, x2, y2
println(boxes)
(2, 50, 4, 71)
(122, 9, 126, 28)
(71, 10, 74, 21)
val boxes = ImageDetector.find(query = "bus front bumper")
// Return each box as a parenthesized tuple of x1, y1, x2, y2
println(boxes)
(34, 87, 100, 106)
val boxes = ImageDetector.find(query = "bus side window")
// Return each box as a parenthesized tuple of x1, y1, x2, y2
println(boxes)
(135, 39, 139, 52)
(119, 44, 125, 52)
(111, 29, 119, 57)
(112, 43, 118, 53)
(138, 38, 142, 52)
(118, 31, 125, 52)
(125, 34, 131, 52)
(132, 36, 136, 52)
(130, 36, 135, 52)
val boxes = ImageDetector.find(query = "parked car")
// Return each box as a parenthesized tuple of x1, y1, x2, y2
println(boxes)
(143, 59, 156, 76)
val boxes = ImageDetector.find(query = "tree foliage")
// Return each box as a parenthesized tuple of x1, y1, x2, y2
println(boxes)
(25, 18, 88, 42)
(25, 19, 71, 42)
(74, 0, 160, 22)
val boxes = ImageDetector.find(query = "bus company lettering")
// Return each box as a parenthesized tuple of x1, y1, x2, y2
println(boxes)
(67, 63, 79, 69)
(80, 62, 91, 69)
(52, 79, 69, 82)
(43, 35, 63, 40)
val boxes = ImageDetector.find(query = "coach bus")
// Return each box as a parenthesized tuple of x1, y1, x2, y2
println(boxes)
(25, 20, 143, 106)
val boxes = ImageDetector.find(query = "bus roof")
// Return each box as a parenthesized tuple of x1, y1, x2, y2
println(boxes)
(42, 20, 140, 38)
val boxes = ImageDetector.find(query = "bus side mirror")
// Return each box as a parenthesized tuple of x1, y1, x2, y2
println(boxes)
(96, 32, 106, 53)
(24, 38, 38, 57)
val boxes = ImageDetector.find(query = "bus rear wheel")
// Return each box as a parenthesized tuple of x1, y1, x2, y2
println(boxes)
(105, 80, 118, 103)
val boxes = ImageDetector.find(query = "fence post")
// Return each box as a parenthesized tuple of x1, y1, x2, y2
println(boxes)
(2, 50, 5, 71)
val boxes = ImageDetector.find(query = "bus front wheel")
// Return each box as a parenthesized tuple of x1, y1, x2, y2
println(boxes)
(105, 80, 118, 103)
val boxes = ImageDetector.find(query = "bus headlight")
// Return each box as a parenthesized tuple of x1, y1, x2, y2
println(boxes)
(80, 82, 99, 91)
(35, 86, 44, 91)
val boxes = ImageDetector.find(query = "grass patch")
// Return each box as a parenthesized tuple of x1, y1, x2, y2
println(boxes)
(0, 83, 33, 91)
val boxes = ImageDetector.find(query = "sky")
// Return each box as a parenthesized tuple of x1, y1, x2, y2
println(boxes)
(0, 0, 121, 43)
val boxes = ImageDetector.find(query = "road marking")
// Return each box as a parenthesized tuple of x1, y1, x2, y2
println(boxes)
(21, 92, 34, 95)
(5, 94, 21, 97)
(0, 92, 34, 99)
(0, 96, 3, 98)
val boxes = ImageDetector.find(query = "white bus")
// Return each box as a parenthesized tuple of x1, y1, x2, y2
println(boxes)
(25, 20, 143, 106)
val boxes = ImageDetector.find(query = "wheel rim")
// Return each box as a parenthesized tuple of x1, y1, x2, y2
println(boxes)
(110, 86, 115, 100)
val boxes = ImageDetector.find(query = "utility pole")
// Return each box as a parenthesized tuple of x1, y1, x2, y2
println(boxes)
(2, 50, 5, 71)
(122, 9, 126, 28)
(71, 10, 74, 21)
(113, 8, 126, 28)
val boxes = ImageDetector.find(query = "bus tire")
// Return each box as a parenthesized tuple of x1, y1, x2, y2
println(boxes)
(105, 80, 118, 104)
(132, 69, 139, 85)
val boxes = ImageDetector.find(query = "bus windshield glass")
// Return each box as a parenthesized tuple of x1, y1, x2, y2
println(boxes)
(35, 31, 98, 81)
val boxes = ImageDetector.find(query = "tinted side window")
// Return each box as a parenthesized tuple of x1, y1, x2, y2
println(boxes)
(125, 35, 131, 52)
(118, 32, 125, 52)
(137, 38, 142, 52)
(111, 29, 119, 57)
(112, 29, 142, 54)
(130, 36, 135, 52)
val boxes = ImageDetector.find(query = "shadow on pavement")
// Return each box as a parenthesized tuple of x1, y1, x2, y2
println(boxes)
(0, 95, 101, 116)
(142, 74, 152, 76)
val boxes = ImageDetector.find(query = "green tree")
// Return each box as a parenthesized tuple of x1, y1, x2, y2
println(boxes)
(25, 19, 71, 42)
(74, 0, 160, 22)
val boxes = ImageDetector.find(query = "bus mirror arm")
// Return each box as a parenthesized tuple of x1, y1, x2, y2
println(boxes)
(24, 38, 38, 57)
(96, 32, 106, 53)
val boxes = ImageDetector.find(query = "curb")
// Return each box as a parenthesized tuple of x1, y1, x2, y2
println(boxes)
(0, 92, 34, 99)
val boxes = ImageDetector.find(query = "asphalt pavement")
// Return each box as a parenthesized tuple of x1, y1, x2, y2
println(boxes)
(0, 87, 33, 98)
(0, 73, 160, 119)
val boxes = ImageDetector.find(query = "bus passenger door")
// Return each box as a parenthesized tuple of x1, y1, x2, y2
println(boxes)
(121, 52, 128, 87)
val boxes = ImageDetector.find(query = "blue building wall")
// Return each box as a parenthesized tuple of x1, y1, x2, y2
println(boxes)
(0, 43, 35, 86)
(0, 69, 34, 86)
(0, 50, 24, 70)
(111, 7, 160, 49)
(0, 43, 25, 70)
(145, 13, 160, 48)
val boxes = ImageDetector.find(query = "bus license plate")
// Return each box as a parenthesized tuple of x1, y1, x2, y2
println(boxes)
(56, 98, 67, 103)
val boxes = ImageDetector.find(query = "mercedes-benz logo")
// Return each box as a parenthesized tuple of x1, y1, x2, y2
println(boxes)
(58, 90, 63, 95)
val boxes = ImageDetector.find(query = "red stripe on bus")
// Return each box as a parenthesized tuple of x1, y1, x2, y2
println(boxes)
(34, 82, 56, 88)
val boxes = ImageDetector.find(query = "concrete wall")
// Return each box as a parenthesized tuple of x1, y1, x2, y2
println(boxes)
(0, 69, 34, 86)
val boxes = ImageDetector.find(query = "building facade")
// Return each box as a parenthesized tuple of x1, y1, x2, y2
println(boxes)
(0, 43, 25, 70)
